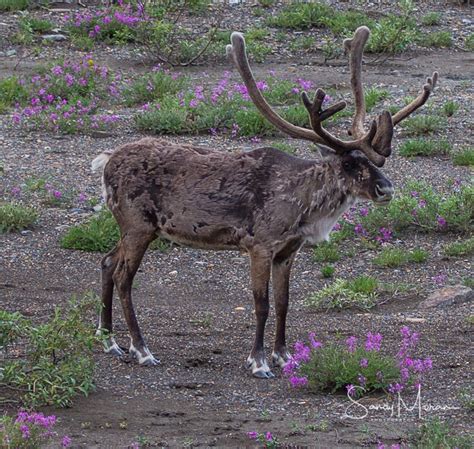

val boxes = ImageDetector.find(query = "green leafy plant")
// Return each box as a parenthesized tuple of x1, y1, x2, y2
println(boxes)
(123, 69, 188, 106)
(365, 14, 418, 53)
(312, 241, 340, 263)
(266, 2, 332, 30)
(19, 15, 54, 34)
(306, 277, 379, 311)
(1, 294, 101, 407)
(421, 12, 442, 26)
(442, 100, 459, 117)
(414, 418, 472, 449)
(399, 138, 451, 157)
(443, 237, 474, 258)
(289, 36, 316, 52)
(466, 33, 474, 51)
(452, 147, 474, 167)
(61, 209, 169, 253)
(360, 181, 473, 235)
(0, 412, 71, 449)
(0, 76, 29, 113)
(419, 31, 452, 48)
(373, 247, 428, 268)
(0, 0, 29, 11)
(402, 115, 445, 135)
(0, 203, 38, 233)
(364, 87, 389, 112)
(320, 265, 335, 278)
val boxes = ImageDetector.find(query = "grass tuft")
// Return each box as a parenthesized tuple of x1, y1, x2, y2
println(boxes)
(312, 242, 340, 263)
(421, 12, 442, 26)
(402, 115, 445, 136)
(399, 139, 451, 158)
(0, 203, 37, 233)
(443, 237, 474, 258)
(373, 248, 428, 268)
(452, 148, 474, 167)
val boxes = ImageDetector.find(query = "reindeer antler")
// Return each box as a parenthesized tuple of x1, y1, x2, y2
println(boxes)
(227, 28, 438, 167)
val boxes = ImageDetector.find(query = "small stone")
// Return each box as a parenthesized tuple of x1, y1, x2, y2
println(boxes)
(419, 285, 473, 309)
(405, 317, 426, 323)
(234, 306, 245, 311)
(6, 49, 16, 57)
(42, 34, 68, 42)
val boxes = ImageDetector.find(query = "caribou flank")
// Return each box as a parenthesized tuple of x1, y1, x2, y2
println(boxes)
(92, 27, 437, 378)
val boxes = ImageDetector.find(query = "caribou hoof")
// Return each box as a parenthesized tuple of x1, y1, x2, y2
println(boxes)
(271, 350, 292, 368)
(103, 337, 126, 357)
(130, 343, 160, 366)
(246, 356, 275, 379)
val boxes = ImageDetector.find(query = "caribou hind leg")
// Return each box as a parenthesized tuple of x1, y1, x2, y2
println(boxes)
(246, 248, 274, 379)
(97, 246, 126, 356)
(271, 252, 298, 368)
(112, 231, 159, 366)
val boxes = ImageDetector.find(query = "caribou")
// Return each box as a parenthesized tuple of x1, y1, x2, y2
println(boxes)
(92, 27, 437, 378)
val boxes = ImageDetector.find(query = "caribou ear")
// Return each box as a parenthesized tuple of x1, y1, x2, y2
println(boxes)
(316, 145, 337, 160)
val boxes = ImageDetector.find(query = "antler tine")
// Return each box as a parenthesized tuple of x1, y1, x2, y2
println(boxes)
(343, 26, 370, 138)
(302, 89, 387, 167)
(392, 72, 438, 126)
(226, 32, 325, 143)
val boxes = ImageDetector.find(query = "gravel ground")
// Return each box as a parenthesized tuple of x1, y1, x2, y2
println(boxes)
(1, 1, 473, 448)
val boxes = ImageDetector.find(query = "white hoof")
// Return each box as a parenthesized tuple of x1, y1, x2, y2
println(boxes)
(130, 343, 160, 366)
(271, 351, 292, 368)
(246, 355, 275, 379)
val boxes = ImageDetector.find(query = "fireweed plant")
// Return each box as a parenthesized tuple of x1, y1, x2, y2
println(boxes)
(329, 180, 473, 244)
(11, 56, 121, 134)
(65, 1, 147, 44)
(0, 411, 71, 449)
(284, 326, 432, 398)
(134, 70, 335, 137)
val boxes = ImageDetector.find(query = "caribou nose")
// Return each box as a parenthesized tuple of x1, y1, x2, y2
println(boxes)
(375, 183, 394, 204)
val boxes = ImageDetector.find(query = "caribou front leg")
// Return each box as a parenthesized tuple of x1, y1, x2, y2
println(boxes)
(97, 246, 126, 356)
(113, 232, 159, 366)
(271, 250, 298, 368)
(246, 248, 274, 379)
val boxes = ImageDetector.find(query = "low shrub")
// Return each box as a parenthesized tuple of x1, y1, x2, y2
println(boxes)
(359, 181, 473, 235)
(0, 411, 72, 448)
(266, 3, 332, 30)
(0, 294, 100, 407)
(284, 326, 432, 399)
(364, 86, 389, 112)
(0, 76, 29, 114)
(0, 203, 37, 233)
(312, 241, 340, 263)
(61, 209, 170, 253)
(442, 100, 459, 117)
(305, 276, 379, 311)
(421, 12, 442, 26)
(320, 265, 335, 278)
(443, 237, 474, 258)
(452, 147, 473, 167)
(402, 115, 446, 136)
(0, 0, 29, 11)
(419, 31, 452, 48)
(414, 418, 472, 449)
(399, 139, 451, 158)
(373, 247, 428, 268)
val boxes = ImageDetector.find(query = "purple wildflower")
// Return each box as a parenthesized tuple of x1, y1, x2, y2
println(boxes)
(332, 222, 342, 232)
(309, 332, 322, 349)
(359, 358, 368, 368)
(359, 207, 369, 217)
(345, 336, 357, 353)
(346, 384, 356, 397)
(365, 332, 382, 352)
(62, 436, 72, 447)
(354, 223, 367, 236)
(297, 78, 312, 90)
(436, 216, 447, 228)
(431, 273, 447, 287)
(265, 432, 273, 441)
(247, 431, 258, 440)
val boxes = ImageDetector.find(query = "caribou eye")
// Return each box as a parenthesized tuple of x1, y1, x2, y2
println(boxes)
(343, 161, 357, 172)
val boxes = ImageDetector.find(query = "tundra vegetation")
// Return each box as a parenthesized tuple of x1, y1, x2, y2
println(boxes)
(0, 1, 472, 448)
